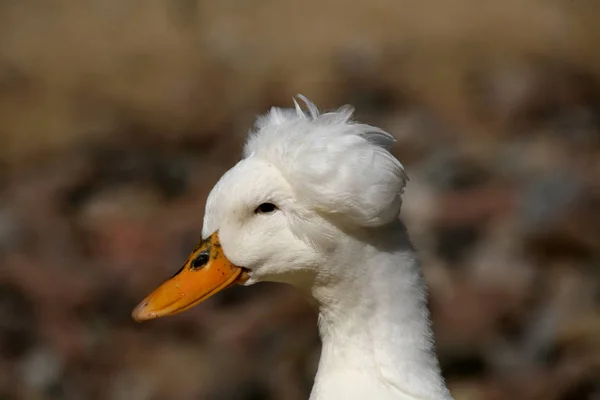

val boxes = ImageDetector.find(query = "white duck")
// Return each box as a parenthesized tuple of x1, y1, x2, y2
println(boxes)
(132, 96, 453, 400)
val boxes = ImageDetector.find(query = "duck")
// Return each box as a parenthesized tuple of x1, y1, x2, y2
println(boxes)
(132, 96, 454, 400)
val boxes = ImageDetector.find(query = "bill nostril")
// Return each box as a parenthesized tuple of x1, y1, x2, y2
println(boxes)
(191, 252, 210, 270)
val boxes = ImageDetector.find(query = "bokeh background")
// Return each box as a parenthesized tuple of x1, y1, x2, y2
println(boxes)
(1, 1, 599, 399)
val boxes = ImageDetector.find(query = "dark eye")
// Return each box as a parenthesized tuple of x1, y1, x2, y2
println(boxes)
(191, 252, 209, 270)
(255, 202, 277, 214)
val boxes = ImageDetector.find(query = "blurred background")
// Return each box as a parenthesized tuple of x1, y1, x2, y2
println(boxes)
(0, 1, 599, 399)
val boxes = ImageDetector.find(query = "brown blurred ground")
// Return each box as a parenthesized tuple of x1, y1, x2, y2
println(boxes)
(0, 1, 599, 399)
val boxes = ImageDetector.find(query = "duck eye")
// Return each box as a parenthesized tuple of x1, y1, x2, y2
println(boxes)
(255, 202, 277, 214)
(190, 252, 209, 270)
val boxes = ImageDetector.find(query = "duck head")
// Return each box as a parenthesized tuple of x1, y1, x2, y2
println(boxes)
(132, 96, 407, 321)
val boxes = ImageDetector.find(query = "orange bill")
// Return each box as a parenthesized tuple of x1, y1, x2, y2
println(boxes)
(132, 232, 247, 322)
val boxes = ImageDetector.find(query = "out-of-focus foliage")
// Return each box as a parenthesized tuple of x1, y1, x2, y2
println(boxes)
(0, 1, 599, 399)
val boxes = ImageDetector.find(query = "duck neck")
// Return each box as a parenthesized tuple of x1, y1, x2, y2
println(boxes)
(309, 222, 452, 400)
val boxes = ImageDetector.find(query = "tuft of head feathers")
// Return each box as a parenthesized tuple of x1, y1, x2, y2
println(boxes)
(244, 95, 408, 228)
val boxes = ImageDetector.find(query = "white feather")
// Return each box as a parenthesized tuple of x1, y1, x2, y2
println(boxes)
(244, 95, 408, 227)
(202, 97, 453, 400)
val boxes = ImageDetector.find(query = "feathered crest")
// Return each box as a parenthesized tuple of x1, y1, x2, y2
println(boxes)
(244, 95, 408, 227)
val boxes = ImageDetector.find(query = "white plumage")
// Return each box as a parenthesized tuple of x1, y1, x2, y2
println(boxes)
(134, 96, 453, 399)
(202, 96, 453, 399)
(244, 95, 408, 228)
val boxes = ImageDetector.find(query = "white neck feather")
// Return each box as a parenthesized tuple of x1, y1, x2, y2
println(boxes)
(308, 221, 453, 400)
